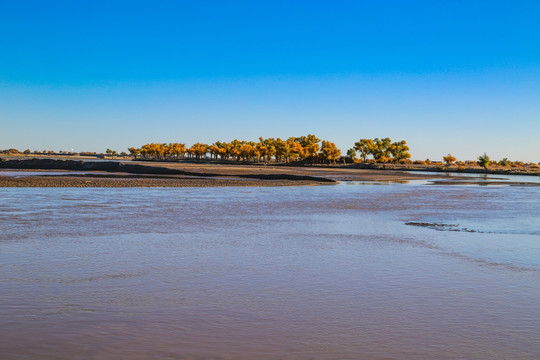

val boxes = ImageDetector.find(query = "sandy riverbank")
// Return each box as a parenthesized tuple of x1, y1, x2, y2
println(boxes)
(0, 174, 325, 187)
(0, 158, 538, 187)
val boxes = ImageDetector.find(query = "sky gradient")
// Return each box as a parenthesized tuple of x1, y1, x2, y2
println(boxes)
(1, 0, 539, 161)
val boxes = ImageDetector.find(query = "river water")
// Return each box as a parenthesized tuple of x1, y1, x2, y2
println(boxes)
(1, 181, 539, 359)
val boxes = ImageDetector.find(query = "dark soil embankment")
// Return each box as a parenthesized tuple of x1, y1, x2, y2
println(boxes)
(0, 158, 336, 186)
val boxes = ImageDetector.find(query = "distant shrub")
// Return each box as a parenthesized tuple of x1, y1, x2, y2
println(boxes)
(346, 148, 357, 161)
(443, 154, 456, 165)
(414, 160, 426, 165)
(477, 153, 490, 169)
(498, 158, 511, 167)
(511, 161, 524, 167)
(3, 149, 22, 155)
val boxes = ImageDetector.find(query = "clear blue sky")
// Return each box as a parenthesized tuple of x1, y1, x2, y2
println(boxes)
(1, 0, 539, 161)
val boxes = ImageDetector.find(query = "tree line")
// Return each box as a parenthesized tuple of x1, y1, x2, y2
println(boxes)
(128, 135, 412, 164)
(350, 138, 411, 162)
(129, 135, 340, 163)
(3, 141, 538, 169)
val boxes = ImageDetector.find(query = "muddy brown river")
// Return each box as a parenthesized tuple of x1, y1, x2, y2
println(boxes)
(1, 181, 539, 359)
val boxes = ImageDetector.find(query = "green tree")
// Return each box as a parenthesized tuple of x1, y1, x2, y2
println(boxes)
(346, 148, 357, 161)
(498, 158, 511, 167)
(477, 153, 490, 169)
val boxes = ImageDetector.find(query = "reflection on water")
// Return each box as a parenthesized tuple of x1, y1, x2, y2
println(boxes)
(1, 184, 540, 359)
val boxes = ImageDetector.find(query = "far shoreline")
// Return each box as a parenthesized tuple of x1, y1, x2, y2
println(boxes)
(2, 154, 540, 177)
(1, 157, 539, 188)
